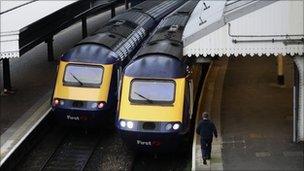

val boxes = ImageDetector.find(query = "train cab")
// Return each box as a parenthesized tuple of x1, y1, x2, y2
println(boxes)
(116, 1, 199, 152)
(51, 0, 185, 126)
(52, 44, 121, 125)
(116, 54, 194, 152)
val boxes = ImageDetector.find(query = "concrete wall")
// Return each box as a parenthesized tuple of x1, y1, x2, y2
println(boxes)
(294, 56, 304, 142)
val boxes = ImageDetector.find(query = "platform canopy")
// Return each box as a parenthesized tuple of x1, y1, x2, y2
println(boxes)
(0, 0, 78, 59)
(183, 0, 304, 57)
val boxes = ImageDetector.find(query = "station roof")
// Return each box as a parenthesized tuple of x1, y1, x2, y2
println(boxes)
(183, 0, 304, 57)
(0, 0, 78, 59)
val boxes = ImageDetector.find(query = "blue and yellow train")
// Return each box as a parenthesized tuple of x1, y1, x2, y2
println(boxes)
(51, 0, 185, 125)
(116, 1, 199, 152)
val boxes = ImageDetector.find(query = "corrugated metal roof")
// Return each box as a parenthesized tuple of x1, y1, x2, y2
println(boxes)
(0, 1, 77, 59)
(183, 0, 303, 57)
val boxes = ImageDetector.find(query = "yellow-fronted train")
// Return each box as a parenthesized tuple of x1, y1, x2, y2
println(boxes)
(116, 1, 199, 152)
(51, 0, 185, 126)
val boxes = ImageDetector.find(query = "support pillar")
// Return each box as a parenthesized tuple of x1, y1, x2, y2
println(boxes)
(46, 37, 54, 61)
(82, 17, 88, 38)
(125, 0, 129, 10)
(277, 54, 285, 85)
(111, 6, 116, 18)
(2, 58, 12, 92)
(294, 56, 304, 142)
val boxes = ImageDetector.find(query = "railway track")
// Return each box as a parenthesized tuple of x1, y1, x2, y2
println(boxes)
(132, 143, 192, 171)
(16, 122, 134, 171)
(41, 130, 101, 171)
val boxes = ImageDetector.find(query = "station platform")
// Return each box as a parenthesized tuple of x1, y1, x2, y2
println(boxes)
(0, 6, 125, 165)
(193, 57, 304, 170)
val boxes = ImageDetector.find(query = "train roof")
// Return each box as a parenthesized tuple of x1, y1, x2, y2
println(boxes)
(124, 1, 198, 79)
(135, 1, 199, 61)
(61, 44, 119, 64)
(73, 0, 184, 62)
(124, 54, 187, 78)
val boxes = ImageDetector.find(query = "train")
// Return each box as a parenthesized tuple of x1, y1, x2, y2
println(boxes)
(51, 0, 185, 126)
(116, 1, 199, 152)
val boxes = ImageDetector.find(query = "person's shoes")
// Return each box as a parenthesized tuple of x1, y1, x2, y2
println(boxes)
(203, 158, 207, 165)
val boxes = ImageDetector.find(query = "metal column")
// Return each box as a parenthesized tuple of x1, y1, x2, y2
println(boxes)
(277, 54, 285, 85)
(46, 37, 54, 61)
(111, 6, 116, 18)
(2, 58, 12, 92)
(125, 0, 129, 10)
(294, 56, 304, 142)
(82, 17, 88, 38)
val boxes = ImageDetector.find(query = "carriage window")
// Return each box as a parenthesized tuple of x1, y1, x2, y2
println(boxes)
(129, 79, 175, 104)
(63, 64, 103, 88)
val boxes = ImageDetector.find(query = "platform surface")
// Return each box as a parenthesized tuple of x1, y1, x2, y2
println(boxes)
(220, 57, 303, 170)
(194, 57, 303, 170)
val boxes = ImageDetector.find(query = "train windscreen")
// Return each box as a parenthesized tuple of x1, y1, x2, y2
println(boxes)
(129, 79, 175, 104)
(63, 64, 103, 88)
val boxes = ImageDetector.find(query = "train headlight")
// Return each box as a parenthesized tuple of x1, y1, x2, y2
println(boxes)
(91, 102, 98, 108)
(59, 100, 65, 106)
(165, 123, 172, 130)
(52, 99, 59, 107)
(120, 120, 126, 128)
(127, 121, 134, 129)
(98, 102, 105, 109)
(173, 123, 180, 130)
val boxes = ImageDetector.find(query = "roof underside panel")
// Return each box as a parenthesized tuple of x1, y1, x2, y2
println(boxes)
(0, 1, 35, 14)
(0, 0, 78, 59)
(183, 0, 304, 57)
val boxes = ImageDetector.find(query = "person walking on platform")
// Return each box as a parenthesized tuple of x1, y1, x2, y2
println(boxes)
(196, 112, 218, 165)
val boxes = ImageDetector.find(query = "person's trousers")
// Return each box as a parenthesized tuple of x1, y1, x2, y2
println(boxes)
(201, 138, 212, 159)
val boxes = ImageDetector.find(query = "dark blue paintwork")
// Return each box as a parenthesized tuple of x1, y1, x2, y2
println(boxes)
(124, 54, 187, 78)
(61, 44, 120, 64)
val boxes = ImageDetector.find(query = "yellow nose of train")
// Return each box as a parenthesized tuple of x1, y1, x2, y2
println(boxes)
(119, 76, 185, 122)
(51, 44, 120, 125)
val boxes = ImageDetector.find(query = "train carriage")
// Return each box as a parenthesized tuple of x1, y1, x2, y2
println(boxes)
(51, 0, 185, 126)
(116, 1, 200, 152)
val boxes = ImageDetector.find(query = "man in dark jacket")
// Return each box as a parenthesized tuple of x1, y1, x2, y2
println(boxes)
(196, 112, 218, 165)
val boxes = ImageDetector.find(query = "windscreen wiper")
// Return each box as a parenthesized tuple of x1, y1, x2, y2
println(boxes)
(69, 72, 83, 86)
(134, 92, 153, 104)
